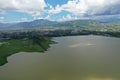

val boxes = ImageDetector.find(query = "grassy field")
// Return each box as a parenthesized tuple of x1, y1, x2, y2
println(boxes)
(0, 37, 52, 66)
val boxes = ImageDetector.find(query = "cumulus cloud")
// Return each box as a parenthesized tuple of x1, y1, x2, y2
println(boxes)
(58, 14, 79, 21)
(0, 16, 4, 22)
(48, 4, 63, 14)
(0, 0, 120, 21)
(20, 18, 28, 22)
(0, 0, 47, 18)
(49, 0, 120, 16)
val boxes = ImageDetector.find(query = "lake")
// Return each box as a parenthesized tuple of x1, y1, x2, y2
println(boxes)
(0, 35, 120, 80)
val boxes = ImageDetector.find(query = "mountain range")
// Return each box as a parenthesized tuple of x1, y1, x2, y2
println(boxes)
(0, 19, 120, 31)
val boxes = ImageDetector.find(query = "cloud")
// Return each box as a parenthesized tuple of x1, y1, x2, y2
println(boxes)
(48, 4, 63, 14)
(49, 0, 120, 17)
(0, 0, 120, 21)
(20, 18, 28, 22)
(0, 0, 47, 18)
(0, 16, 4, 22)
(58, 14, 79, 21)
(91, 14, 120, 19)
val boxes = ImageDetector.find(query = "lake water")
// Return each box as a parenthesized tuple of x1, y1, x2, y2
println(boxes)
(0, 35, 120, 80)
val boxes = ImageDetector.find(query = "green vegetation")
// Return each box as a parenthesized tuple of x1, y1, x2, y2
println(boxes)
(0, 37, 52, 66)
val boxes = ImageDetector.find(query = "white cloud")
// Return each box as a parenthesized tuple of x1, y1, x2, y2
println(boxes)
(48, 5, 63, 14)
(20, 18, 28, 22)
(44, 15, 51, 20)
(49, 0, 120, 16)
(0, 0, 47, 18)
(0, 16, 4, 19)
(0, 16, 4, 22)
(58, 14, 79, 21)
(0, 0, 120, 21)
(37, 15, 51, 21)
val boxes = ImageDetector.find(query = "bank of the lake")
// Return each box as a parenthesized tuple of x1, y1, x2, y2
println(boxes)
(0, 37, 52, 66)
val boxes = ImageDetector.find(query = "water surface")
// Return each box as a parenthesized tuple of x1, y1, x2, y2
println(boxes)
(0, 35, 120, 80)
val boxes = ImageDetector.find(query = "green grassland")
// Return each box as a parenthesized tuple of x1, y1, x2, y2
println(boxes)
(0, 37, 52, 66)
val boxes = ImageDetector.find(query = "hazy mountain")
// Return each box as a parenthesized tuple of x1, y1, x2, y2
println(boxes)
(0, 23, 14, 27)
(0, 19, 98, 30)
(58, 20, 99, 27)
(0, 19, 119, 31)
(96, 18, 120, 23)
(13, 19, 59, 28)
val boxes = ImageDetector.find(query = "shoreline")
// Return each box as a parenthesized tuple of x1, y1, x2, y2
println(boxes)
(0, 37, 53, 66)
(0, 34, 119, 66)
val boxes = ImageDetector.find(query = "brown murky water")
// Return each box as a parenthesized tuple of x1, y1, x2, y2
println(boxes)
(0, 35, 120, 80)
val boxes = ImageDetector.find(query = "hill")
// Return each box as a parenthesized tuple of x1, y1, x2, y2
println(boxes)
(0, 19, 98, 31)
(0, 19, 120, 32)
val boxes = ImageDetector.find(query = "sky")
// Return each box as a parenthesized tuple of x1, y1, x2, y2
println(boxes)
(0, 0, 120, 23)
